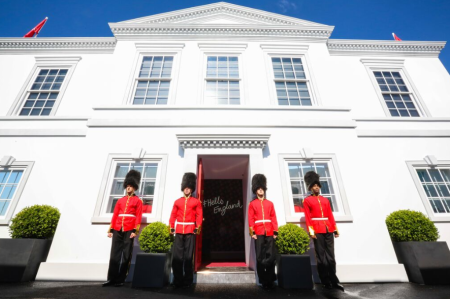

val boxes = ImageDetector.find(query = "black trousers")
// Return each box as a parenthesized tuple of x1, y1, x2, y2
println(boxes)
(313, 233, 340, 285)
(172, 234, 196, 286)
(254, 235, 276, 285)
(107, 230, 134, 283)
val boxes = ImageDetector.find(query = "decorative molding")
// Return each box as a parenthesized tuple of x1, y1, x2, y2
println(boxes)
(360, 59, 404, 66)
(0, 38, 116, 54)
(357, 130, 450, 137)
(354, 117, 450, 122)
(0, 156, 16, 167)
(0, 117, 89, 121)
(0, 129, 87, 137)
(424, 155, 438, 166)
(176, 134, 270, 149)
(260, 44, 309, 52)
(198, 43, 247, 51)
(328, 40, 446, 57)
(109, 24, 333, 41)
(134, 42, 185, 50)
(119, 2, 326, 27)
(92, 105, 351, 112)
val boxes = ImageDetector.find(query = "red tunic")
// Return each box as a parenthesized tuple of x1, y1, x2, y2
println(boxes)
(303, 195, 338, 235)
(248, 198, 278, 236)
(108, 195, 143, 233)
(169, 196, 203, 234)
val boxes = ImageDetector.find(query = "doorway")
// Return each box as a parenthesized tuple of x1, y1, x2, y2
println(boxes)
(197, 155, 249, 268)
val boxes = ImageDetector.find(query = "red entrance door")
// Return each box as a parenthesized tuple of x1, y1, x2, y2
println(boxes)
(194, 159, 204, 272)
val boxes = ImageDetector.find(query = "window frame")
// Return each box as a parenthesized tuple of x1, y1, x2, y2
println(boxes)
(0, 161, 34, 225)
(8, 56, 81, 116)
(92, 153, 168, 224)
(122, 44, 184, 105)
(278, 153, 352, 222)
(361, 59, 431, 117)
(407, 160, 450, 222)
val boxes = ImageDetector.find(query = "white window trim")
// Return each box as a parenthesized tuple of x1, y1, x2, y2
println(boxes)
(8, 56, 81, 116)
(197, 43, 247, 105)
(0, 161, 34, 225)
(122, 43, 184, 105)
(278, 153, 352, 223)
(91, 153, 168, 224)
(406, 160, 450, 222)
(260, 44, 322, 106)
(361, 59, 431, 117)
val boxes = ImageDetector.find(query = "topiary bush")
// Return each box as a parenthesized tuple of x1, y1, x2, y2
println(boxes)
(386, 210, 439, 242)
(9, 205, 61, 239)
(139, 221, 174, 253)
(275, 223, 310, 254)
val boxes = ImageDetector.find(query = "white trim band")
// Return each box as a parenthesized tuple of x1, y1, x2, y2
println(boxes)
(119, 214, 136, 217)
(255, 220, 271, 223)
(177, 222, 195, 225)
(312, 217, 328, 220)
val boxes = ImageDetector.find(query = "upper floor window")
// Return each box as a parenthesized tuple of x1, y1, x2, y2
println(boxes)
(373, 71, 420, 117)
(205, 56, 240, 105)
(416, 168, 450, 214)
(132, 56, 173, 105)
(19, 69, 68, 116)
(271, 57, 312, 106)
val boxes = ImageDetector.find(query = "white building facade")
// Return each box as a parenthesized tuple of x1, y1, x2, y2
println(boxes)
(1, 2, 449, 283)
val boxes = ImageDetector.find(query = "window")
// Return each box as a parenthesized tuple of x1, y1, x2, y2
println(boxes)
(0, 161, 34, 225)
(132, 56, 173, 105)
(0, 169, 24, 217)
(278, 153, 352, 222)
(19, 69, 68, 116)
(373, 71, 420, 117)
(288, 162, 338, 213)
(92, 154, 168, 224)
(205, 56, 240, 105)
(271, 57, 312, 106)
(107, 162, 159, 214)
(416, 168, 450, 214)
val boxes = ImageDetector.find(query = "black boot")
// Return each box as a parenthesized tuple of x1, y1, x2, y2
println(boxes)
(102, 280, 114, 287)
(333, 283, 345, 292)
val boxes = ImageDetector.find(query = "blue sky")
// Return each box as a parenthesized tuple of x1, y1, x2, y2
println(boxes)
(1, 0, 449, 72)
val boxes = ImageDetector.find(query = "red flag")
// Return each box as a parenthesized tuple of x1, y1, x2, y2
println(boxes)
(392, 33, 402, 41)
(24, 17, 48, 38)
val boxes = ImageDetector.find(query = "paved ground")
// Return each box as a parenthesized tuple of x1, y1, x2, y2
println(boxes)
(1, 282, 450, 299)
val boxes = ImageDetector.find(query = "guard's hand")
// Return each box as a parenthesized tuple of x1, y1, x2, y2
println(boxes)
(130, 233, 136, 239)
(252, 235, 257, 240)
(273, 235, 277, 239)
(334, 234, 339, 238)
(170, 229, 175, 235)
(107, 233, 113, 238)
(194, 228, 198, 235)
(310, 235, 317, 239)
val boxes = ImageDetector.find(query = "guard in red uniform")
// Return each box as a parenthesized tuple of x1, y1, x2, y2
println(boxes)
(169, 173, 203, 288)
(303, 171, 344, 291)
(103, 170, 143, 287)
(248, 174, 278, 289)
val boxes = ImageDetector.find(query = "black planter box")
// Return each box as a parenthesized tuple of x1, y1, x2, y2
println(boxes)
(276, 254, 314, 289)
(132, 252, 172, 288)
(0, 238, 52, 282)
(393, 241, 450, 285)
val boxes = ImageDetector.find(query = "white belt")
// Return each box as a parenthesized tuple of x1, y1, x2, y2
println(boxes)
(255, 220, 271, 223)
(119, 214, 136, 217)
(312, 218, 328, 220)
(177, 222, 195, 225)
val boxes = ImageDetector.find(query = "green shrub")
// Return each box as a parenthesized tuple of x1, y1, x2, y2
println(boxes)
(275, 223, 310, 254)
(386, 210, 439, 242)
(9, 205, 61, 239)
(139, 222, 174, 253)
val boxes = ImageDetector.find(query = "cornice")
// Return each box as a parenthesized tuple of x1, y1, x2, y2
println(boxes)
(176, 134, 270, 149)
(109, 24, 333, 41)
(328, 39, 446, 57)
(0, 38, 117, 55)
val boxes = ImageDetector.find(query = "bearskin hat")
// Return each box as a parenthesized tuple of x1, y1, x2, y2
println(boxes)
(304, 171, 321, 191)
(181, 172, 197, 192)
(252, 174, 267, 194)
(123, 169, 141, 191)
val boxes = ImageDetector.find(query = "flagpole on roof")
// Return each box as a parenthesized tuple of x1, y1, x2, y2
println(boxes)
(34, 17, 48, 38)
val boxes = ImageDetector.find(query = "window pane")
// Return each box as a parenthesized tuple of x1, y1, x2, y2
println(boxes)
(429, 169, 444, 182)
(417, 169, 431, 182)
(144, 165, 158, 178)
(115, 163, 129, 177)
(143, 181, 155, 196)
